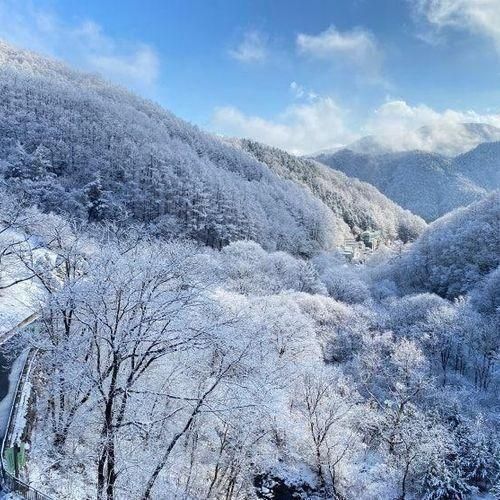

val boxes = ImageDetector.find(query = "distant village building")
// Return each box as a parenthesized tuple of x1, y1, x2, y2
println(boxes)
(339, 238, 363, 262)
(338, 230, 382, 262)
(360, 230, 382, 250)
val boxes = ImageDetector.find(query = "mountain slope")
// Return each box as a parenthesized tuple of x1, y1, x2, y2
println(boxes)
(391, 192, 500, 299)
(454, 141, 500, 191)
(0, 41, 425, 256)
(315, 149, 487, 221)
(237, 140, 425, 242)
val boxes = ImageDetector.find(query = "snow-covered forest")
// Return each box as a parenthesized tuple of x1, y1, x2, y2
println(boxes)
(314, 148, 494, 222)
(0, 41, 423, 257)
(0, 40, 498, 500)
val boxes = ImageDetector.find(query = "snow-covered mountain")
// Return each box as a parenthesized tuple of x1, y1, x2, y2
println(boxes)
(340, 135, 390, 155)
(391, 192, 500, 299)
(414, 122, 500, 156)
(0, 40, 498, 500)
(315, 148, 487, 221)
(0, 41, 424, 256)
(236, 139, 424, 241)
(337, 122, 500, 157)
(454, 141, 500, 191)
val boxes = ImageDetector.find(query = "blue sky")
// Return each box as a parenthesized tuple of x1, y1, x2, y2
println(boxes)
(1, 0, 500, 153)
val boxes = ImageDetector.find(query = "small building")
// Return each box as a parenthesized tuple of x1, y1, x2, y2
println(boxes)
(360, 230, 382, 250)
(338, 238, 363, 262)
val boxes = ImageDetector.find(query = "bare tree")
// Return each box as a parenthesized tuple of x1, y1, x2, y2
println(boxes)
(292, 368, 361, 498)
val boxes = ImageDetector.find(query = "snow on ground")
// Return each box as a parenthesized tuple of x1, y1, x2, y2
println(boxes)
(0, 239, 51, 334)
(0, 235, 43, 435)
(25, 428, 95, 500)
(10, 377, 31, 446)
(0, 279, 40, 335)
(0, 227, 56, 338)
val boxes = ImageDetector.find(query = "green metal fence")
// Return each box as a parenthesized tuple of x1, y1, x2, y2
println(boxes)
(0, 344, 53, 500)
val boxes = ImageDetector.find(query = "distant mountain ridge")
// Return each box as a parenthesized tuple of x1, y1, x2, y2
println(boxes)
(314, 141, 496, 221)
(454, 141, 500, 191)
(334, 122, 500, 157)
(235, 139, 424, 241)
(415, 122, 500, 156)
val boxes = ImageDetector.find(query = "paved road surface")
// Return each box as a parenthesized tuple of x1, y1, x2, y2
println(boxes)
(0, 346, 23, 439)
(0, 351, 15, 402)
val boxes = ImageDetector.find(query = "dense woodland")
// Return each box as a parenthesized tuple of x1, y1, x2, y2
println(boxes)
(0, 41, 423, 258)
(0, 42, 498, 500)
(237, 140, 423, 243)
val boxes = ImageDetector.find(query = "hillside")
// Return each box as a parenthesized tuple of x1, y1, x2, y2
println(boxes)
(0, 43, 497, 500)
(391, 192, 500, 299)
(0, 41, 424, 256)
(315, 149, 487, 221)
(237, 139, 425, 241)
(454, 141, 500, 191)
(3, 186, 498, 500)
(1, 4, 499, 499)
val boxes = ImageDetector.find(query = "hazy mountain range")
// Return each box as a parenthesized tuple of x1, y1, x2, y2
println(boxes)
(314, 140, 498, 221)
(335, 122, 500, 157)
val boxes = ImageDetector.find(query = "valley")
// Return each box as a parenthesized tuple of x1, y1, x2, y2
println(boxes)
(0, 33, 498, 500)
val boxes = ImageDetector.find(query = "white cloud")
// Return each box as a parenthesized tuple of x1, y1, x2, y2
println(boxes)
(365, 99, 500, 155)
(229, 30, 268, 63)
(415, 0, 500, 52)
(296, 25, 382, 74)
(212, 94, 500, 156)
(289, 81, 318, 101)
(0, 1, 160, 91)
(212, 95, 355, 155)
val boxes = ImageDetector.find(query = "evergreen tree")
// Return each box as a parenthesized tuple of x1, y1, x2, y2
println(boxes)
(84, 176, 109, 222)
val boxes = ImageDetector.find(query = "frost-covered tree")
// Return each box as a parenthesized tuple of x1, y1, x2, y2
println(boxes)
(392, 193, 500, 298)
(291, 367, 363, 498)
